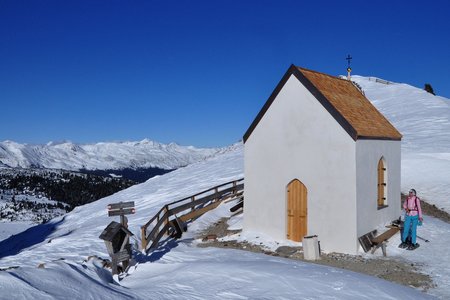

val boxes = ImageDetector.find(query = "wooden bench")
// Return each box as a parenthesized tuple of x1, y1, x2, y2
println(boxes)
(370, 227, 400, 256)
(358, 225, 401, 256)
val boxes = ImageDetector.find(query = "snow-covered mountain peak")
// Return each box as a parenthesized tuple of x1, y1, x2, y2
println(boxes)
(0, 139, 221, 170)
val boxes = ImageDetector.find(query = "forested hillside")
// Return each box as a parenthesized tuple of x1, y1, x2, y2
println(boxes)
(0, 168, 136, 223)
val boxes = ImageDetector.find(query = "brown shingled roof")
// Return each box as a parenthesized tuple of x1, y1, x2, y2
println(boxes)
(243, 65, 402, 142)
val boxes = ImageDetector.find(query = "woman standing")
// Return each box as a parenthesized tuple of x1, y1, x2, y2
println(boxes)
(399, 189, 423, 250)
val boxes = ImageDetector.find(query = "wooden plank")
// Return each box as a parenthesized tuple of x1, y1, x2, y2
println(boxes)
(146, 210, 170, 242)
(377, 159, 385, 207)
(168, 180, 244, 206)
(287, 180, 307, 242)
(111, 257, 119, 275)
(169, 193, 218, 215)
(179, 200, 222, 222)
(108, 208, 135, 216)
(142, 181, 243, 230)
(223, 191, 244, 203)
(99, 221, 133, 241)
(108, 201, 135, 210)
(142, 206, 166, 229)
(148, 223, 170, 250)
(371, 227, 399, 245)
(169, 183, 244, 213)
(358, 230, 376, 252)
(141, 226, 148, 250)
(177, 183, 241, 210)
(141, 178, 244, 252)
(112, 249, 130, 262)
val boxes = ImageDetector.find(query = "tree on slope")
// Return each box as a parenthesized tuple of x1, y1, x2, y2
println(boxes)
(424, 83, 436, 95)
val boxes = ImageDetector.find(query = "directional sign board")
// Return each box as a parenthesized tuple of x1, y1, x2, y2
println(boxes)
(107, 201, 135, 217)
(108, 201, 135, 210)
(108, 208, 135, 217)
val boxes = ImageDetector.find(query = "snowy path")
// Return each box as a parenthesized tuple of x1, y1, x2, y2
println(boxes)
(382, 215, 450, 299)
(123, 242, 435, 300)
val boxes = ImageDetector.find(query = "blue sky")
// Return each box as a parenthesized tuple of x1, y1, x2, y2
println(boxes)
(1, 0, 449, 147)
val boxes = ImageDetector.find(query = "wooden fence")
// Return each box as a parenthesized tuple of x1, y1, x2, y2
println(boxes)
(368, 77, 394, 85)
(141, 178, 244, 252)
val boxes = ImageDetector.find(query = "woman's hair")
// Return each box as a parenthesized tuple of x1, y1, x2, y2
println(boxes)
(409, 189, 417, 196)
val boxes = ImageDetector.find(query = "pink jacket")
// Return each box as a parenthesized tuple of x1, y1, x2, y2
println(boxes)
(403, 196, 423, 218)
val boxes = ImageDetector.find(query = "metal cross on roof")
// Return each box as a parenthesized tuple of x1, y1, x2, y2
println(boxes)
(346, 54, 352, 68)
(346, 54, 353, 80)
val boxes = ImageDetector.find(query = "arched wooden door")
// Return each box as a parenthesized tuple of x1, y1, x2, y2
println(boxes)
(287, 179, 307, 242)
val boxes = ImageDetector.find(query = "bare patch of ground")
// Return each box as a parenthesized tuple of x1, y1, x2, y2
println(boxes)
(197, 216, 435, 292)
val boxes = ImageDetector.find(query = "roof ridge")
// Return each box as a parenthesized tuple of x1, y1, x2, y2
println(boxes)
(243, 65, 402, 143)
(296, 66, 350, 83)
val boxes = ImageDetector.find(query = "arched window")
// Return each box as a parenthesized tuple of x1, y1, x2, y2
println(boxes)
(377, 157, 387, 208)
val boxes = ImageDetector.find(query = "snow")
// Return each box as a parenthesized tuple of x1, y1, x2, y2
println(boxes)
(220, 200, 450, 298)
(351, 76, 450, 212)
(0, 145, 244, 269)
(0, 77, 449, 299)
(0, 139, 220, 170)
(123, 244, 432, 299)
(1, 191, 68, 225)
(383, 216, 450, 296)
(0, 221, 34, 241)
(0, 143, 437, 299)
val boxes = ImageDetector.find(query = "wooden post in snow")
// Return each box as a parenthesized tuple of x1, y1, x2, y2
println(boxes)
(99, 201, 136, 275)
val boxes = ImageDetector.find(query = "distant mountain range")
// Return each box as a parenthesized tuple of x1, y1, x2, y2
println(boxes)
(0, 139, 221, 171)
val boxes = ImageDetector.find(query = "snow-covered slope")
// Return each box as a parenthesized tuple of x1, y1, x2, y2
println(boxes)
(352, 76, 450, 153)
(0, 144, 244, 268)
(0, 76, 449, 299)
(0, 139, 220, 170)
(0, 144, 436, 299)
(351, 76, 450, 211)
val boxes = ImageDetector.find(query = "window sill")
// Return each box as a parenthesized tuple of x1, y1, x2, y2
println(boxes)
(377, 205, 389, 210)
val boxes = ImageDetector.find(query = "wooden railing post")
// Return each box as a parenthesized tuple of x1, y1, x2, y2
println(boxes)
(140, 178, 244, 253)
(163, 205, 169, 235)
(141, 226, 147, 251)
(213, 187, 217, 203)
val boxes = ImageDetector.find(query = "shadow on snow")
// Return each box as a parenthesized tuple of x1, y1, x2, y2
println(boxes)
(133, 236, 195, 264)
(0, 216, 66, 259)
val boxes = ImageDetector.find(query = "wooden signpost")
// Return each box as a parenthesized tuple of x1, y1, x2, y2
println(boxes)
(99, 201, 136, 275)
(108, 201, 135, 226)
